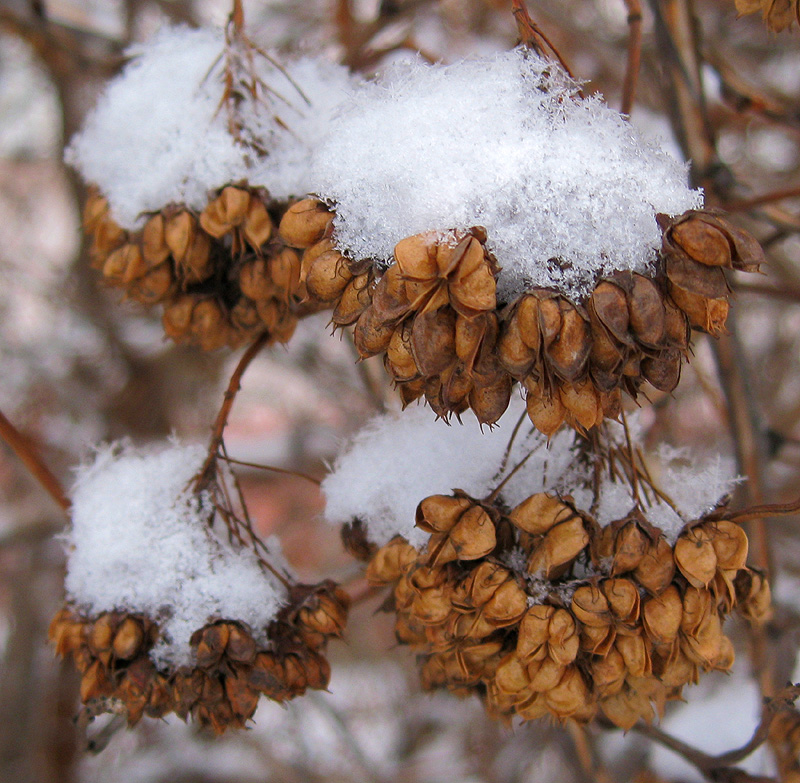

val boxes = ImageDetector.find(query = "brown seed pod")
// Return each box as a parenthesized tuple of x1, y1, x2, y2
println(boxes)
(279, 198, 334, 249)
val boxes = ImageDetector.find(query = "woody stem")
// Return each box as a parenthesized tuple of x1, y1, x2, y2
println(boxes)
(0, 408, 70, 513)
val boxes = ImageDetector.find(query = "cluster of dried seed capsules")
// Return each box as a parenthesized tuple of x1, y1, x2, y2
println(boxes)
(275, 201, 764, 432)
(84, 185, 305, 350)
(85, 187, 764, 435)
(365, 491, 771, 729)
(49, 581, 349, 733)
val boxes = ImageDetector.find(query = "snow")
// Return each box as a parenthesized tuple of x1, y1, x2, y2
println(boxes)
(311, 48, 703, 301)
(323, 405, 738, 549)
(64, 441, 289, 668)
(322, 396, 573, 548)
(648, 666, 773, 782)
(66, 26, 358, 229)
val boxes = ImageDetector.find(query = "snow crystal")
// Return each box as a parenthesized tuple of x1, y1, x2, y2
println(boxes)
(310, 48, 703, 301)
(67, 26, 358, 229)
(322, 396, 561, 548)
(323, 403, 738, 548)
(65, 441, 289, 667)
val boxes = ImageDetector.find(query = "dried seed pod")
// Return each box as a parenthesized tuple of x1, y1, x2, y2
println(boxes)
(634, 535, 676, 594)
(611, 520, 649, 575)
(627, 274, 666, 347)
(424, 503, 497, 565)
(278, 199, 333, 248)
(707, 520, 748, 571)
(546, 302, 591, 382)
(666, 255, 729, 336)
(734, 569, 773, 624)
(305, 250, 353, 303)
(509, 493, 575, 536)
(113, 617, 145, 660)
(332, 272, 374, 326)
(642, 585, 682, 646)
(571, 585, 611, 627)
(200, 186, 251, 239)
(496, 315, 536, 378)
(675, 526, 718, 588)
(527, 515, 589, 578)
(602, 578, 641, 628)
(525, 379, 566, 438)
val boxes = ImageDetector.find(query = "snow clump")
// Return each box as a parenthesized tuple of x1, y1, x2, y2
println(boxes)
(322, 402, 738, 548)
(65, 441, 289, 668)
(67, 26, 358, 229)
(310, 48, 703, 301)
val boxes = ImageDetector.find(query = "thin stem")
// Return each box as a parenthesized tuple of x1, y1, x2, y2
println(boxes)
(511, 0, 578, 82)
(621, 0, 643, 115)
(723, 496, 800, 525)
(620, 407, 640, 504)
(220, 455, 322, 486)
(0, 408, 70, 513)
(497, 408, 528, 477)
(230, 0, 244, 34)
(485, 448, 536, 504)
(195, 331, 271, 492)
(725, 185, 800, 213)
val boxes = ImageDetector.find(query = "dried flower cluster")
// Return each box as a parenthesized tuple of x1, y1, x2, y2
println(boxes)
(365, 488, 771, 729)
(275, 201, 763, 432)
(83, 185, 303, 350)
(49, 581, 349, 733)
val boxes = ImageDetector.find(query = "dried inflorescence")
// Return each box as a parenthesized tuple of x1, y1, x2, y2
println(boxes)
(49, 581, 349, 733)
(366, 489, 771, 729)
(83, 185, 303, 350)
(497, 210, 764, 436)
(275, 201, 764, 433)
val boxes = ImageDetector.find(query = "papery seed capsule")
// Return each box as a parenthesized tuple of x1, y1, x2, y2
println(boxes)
(113, 617, 145, 660)
(675, 526, 718, 588)
(279, 199, 333, 248)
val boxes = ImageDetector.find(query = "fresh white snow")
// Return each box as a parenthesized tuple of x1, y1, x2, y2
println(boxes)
(311, 48, 703, 301)
(322, 402, 737, 549)
(65, 441, 289, 668)
(67, 26, 358, 229)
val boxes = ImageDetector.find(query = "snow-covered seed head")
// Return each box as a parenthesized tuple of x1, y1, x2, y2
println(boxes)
(361, 484, 764, 728)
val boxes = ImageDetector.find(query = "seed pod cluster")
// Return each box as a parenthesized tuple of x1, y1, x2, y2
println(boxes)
(346, 228, 510, 424)
(498, 210, 764, 436)
(366, 490, 770, 729)
(83, 185, 303, 350)
(659, 210, 764, 335)
(49, 581, 349, 733)
(277, 198, 378, 326)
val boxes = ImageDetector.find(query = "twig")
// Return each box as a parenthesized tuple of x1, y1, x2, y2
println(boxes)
(725, 186, 800, 213)
(511, 0, 578, 82)
(619, 686, 800, 781)
(722, 496, 800, 525)
(620, 407, 641, 504)
(306, 692, 387, 783)
(733, 281, 800, 303)
(621, 0, 643, 115)
(0, 408, 70, 513)
(195, 331, 271, 492)
(219, 455, 322, 486)
(497, 408, 529, 477)
(230, 0, 244, 33)
(485, 448, 536, 504)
